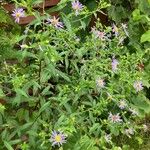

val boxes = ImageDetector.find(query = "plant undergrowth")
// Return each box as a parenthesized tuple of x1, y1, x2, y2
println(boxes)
(0, 0, 150, 150)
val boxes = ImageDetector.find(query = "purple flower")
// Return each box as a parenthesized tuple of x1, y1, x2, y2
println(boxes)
(96, 31, 106, 40)
(133, 81, 143, 92)
(118, 100, 127, 109)
(47, 16, 63, 28)
(111, 58, 119, 72)
(96, 78, 105, 89)
(72, 0, 83, 16)
(91, 27, 106, 40)
(108, 113, 122, 123)
(50, 130, 67, 147)
(12, 8, 25, 23)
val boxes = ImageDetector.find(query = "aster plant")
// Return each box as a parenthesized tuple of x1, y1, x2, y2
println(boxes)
(0, 0, 150, 149)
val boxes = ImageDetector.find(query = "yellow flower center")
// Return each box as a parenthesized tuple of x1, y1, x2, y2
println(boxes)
(16, 13, 21, 18)
(51, 17, 59, 26)
(97, 79, 104, 86)
(74, 5, 79, 10)
(55, 135, 61, 142)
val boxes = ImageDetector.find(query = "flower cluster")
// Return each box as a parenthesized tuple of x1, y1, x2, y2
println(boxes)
(12, 1, 83, 25)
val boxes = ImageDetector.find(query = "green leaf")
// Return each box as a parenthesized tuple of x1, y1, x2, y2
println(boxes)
(61, 13, 72, 32)
(0, 88, 5, 97)
(15, 89, 28, 98)
(89, 123, 99, 133)
(41, 85, 51, 96)
(80, 21, 86, 30)
(132, 95, 150, 114)
(3, 141, 13, 150)
(141, 30, 150, 43)
(132, 9, 141, 21)
(0, 104, 5, 115)
(9, 139, 21, 145)
(38, 101, 51, 114)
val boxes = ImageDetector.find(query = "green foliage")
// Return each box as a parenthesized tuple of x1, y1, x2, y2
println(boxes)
(0, 7, 21, 61)
(0, 0, 150, 150)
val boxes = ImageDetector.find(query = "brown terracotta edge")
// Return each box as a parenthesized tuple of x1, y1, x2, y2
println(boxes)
(19, 12, 59, 25)
(2, 0, 60, 12)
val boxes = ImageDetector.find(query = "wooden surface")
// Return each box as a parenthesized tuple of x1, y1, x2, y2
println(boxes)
(2, 0, 60, 12)
(2, 0, 60, 25)
(18, 12, 58, 25)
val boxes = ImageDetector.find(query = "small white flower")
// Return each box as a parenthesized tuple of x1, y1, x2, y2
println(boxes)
(112, 24, 119, 37)
(96, 78, 105, 89)
(121, 23, 127, 29)
(143, 124, 148, 132)
(133, 81, 143, 92)
(129, 108, 139, 116)
(121, 23, 129, 37)
(104, 134, 112, 143)
(75, 37, 80, 42)
(118, 100, 127, 109)
(125, 128, 134, 138)
(20, 44, 28, 49)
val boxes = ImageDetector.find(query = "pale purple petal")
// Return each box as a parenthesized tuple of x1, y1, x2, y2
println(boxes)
(111, 58, 119, 72)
